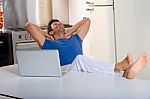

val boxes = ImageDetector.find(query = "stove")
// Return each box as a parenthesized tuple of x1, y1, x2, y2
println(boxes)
(6, 27, 33, 43)
(9, 26, 48, 44)
(13, 31, 35, 44)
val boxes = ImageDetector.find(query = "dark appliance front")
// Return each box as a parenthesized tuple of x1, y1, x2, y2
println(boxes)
(0, 32, 14, 67)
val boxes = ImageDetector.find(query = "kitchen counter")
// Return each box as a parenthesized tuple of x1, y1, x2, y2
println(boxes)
(0, 64, 150, 99)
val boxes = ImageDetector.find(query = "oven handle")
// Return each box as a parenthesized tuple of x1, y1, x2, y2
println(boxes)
(16, 42, 39, 49)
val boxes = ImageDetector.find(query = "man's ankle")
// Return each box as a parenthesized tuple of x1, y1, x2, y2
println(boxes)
(114, 62, 122, 72)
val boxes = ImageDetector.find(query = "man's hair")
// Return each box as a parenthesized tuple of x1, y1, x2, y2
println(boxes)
(47, 19, 60, 34)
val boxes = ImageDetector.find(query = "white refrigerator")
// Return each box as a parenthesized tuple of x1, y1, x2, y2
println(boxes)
(114, 0, 150, 80)
(69, 0, 116, 63)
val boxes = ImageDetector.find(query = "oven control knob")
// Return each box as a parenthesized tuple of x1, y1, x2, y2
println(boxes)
(18, 35, 22, 39)
(25, 36, 28, 40)
(29, 35, 32, 40)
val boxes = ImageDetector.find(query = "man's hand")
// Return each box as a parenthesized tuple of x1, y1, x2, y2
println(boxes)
(65, 17, 91, 40)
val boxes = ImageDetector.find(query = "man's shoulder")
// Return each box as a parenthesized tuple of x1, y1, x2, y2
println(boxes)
(70, 34, 82, 42)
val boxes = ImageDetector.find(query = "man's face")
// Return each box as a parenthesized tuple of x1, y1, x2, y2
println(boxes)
(51, 21, 65, 34)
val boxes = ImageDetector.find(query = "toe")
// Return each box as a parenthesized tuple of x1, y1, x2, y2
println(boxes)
(127, 52, 133, 65)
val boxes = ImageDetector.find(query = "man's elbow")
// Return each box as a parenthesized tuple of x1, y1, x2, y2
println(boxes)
(84, 17, 91, 23)
(87, 17, 91, 21)
(87, 18, 91, 24)
(25, 22, 37, 33)
(25, 22, 32, 29)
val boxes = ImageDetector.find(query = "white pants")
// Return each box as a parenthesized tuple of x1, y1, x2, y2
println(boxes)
(62, 55, 123, 77)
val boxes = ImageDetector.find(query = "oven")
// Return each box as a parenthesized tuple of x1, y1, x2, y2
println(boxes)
(13, 31, 39, 49)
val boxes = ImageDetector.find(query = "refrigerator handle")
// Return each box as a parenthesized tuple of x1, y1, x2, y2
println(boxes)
(86, 1, 94, 5)
(86, 8, 94, 11)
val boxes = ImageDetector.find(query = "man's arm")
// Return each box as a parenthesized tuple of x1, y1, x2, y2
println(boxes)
(25, 22, 54, 46)
(65, 18, 91, 40)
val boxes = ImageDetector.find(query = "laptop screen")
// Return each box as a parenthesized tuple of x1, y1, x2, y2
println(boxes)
(16, 48, 62, 77)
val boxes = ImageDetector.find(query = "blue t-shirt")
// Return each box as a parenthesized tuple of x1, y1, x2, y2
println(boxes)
(41, 34, 83, 66)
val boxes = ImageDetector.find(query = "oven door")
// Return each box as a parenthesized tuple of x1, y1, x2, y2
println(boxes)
(16, 41, 39, 49)
(14, 41, 39, 64)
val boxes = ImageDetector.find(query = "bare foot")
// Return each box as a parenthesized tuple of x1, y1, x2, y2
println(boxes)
(123, 69, 130, 78)
(123, 52, 134, 77)
(126, 53, 148, 79)
(115, 52, 133, 72)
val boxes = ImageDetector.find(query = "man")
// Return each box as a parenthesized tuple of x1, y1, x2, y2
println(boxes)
(25, 18, 147, 79)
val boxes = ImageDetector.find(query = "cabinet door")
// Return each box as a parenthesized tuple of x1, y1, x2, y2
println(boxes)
(89, 6, 116, 63)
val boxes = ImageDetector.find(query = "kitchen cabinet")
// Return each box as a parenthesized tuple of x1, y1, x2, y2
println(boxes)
(69, 0, 116, 63)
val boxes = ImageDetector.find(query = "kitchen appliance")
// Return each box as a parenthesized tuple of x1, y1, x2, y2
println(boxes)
(3, 0, 27, 29)
(0, 31, 14, 67)
(2, 0, 69, 29)
(2, 0, 52, 29)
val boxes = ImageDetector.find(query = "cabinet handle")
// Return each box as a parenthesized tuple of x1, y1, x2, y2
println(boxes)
(86, 8, 94, 11)
(86, 1, 94, 5)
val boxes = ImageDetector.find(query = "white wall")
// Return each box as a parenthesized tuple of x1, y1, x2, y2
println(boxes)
(115, 0, 150, 80)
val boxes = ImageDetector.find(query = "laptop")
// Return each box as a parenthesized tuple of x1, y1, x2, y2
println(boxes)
(16, 48, 62, 77)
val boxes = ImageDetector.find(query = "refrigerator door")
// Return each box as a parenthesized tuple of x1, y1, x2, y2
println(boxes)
(69, 0, 115, 62)
(90, 6, 115, 63)
(87, 0, 113, 5)
(69, 0, 91, 57)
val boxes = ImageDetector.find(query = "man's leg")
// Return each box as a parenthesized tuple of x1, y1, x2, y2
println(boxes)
(126, 53, 148, 79)
(70, 55, 122, 77)
(114, 52, 133, 72)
